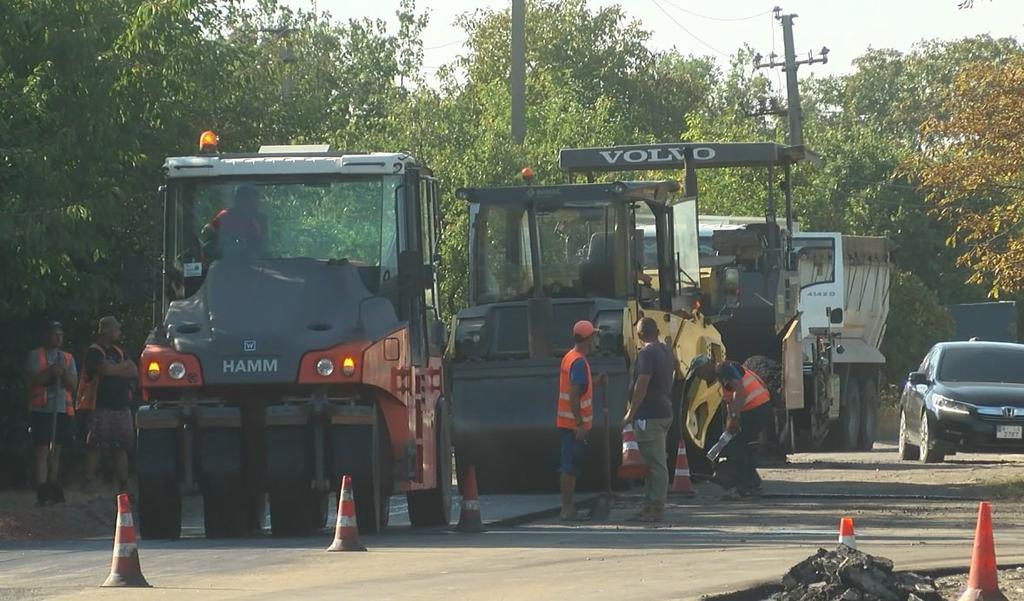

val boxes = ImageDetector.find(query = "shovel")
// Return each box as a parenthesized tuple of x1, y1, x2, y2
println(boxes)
(588, 383, 613, 521)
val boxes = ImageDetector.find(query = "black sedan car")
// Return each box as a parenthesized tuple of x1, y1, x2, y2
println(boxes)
(899, 341, 1024, 463)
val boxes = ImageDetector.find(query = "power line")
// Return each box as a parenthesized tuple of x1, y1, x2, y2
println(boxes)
(650, 0, 729, 58)
(659, 0, 771, 22)
(423, 37, 468, 51)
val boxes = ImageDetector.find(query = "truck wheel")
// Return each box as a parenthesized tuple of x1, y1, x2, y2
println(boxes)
(138, 479, 182, 540)
(919, 409, 945, 464)
(203, 485, 251, 538)
(897, 409, 919, 461)
(836, 376, 862, 451)
(408, 400, 453, 528)
(858, 376, 879, 451)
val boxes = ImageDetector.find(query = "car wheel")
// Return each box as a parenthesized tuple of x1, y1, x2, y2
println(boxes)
(897, 409, 919, 461)
(919, 409, 945, 464)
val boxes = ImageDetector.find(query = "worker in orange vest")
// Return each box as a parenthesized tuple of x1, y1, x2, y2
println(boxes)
(25, 321, 77, 506)
(557, 320, 607, 521)
(691, 356, 772, 498)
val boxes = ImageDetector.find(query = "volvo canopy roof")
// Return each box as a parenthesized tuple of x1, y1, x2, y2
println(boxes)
(558, 142, 807, 173)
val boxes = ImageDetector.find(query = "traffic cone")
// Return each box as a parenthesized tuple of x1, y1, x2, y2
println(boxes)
(617, 423, 648, 480)
(101, 493, 150, 587)
(456, 465, 485, 533)
(838, 516, 856, 549)
(958, 502, 1007, 601)
(669, 438, 695, 496)
(327, 475, 367, 552)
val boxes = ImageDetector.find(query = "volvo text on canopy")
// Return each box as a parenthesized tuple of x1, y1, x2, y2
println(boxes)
(449, 174, 727, 494)
(135, 133, 450, 539)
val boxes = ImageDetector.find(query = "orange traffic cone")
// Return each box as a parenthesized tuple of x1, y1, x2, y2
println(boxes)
(617, 423, 648, 480)
(101, 493, 150, 587)
(456, 465, 485, 533)
(327, 475, 367, 552)
(838, 516, 856, 548)
(669, 438, 695, 496)
(959, 502, 1007, 601)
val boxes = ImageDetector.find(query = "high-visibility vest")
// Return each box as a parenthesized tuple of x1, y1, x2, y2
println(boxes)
(556, 349, 593, 430)
(76, 344, 125, 412)
(27, 348, 75, 416)
(723, 367, 771, 413)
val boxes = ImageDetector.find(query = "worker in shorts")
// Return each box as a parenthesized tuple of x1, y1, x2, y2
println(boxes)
(25, 321, 77, 505)
(556, 320, 607, 521)
(83, 316, 137, 493)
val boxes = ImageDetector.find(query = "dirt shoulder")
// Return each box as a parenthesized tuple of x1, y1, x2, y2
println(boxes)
(0, 490, 115, 542)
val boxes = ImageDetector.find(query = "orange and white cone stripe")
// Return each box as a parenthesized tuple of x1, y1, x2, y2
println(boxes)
(617, 423, 648, 480)
(456, 465, 485, 533)
(838, 516, 856, 548)
(327, 475, 367, 552)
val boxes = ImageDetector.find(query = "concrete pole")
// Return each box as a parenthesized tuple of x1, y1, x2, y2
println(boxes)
(779, 14, 802, 148)
(510, 0, 526, 145)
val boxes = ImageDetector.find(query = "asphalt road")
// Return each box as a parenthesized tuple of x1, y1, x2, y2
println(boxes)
(2, 445, 1023, 601)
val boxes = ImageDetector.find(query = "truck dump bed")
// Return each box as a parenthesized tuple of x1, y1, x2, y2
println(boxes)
(837, 236, 891, 364)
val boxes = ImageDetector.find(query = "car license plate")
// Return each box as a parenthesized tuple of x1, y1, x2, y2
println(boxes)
(996, 425, 1023, 439)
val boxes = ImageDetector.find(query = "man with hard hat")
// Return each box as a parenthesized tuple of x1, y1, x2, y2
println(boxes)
(690, 355, 772, 497)
(556, 320, 607, 520)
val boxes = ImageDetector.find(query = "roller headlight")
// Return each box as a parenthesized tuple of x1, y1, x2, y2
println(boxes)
(315, 357, 335, 377)
(167, 361, 186, 381)
(933, 394, 971, 415)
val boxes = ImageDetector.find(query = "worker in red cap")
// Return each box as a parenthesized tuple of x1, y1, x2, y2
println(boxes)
(556, 320, 607, 520)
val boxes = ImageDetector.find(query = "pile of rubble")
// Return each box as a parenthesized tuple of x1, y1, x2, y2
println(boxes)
(769, 545, 943, 601)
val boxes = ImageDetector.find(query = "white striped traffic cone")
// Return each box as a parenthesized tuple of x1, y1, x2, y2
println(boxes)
(617, 423, 648, 480)
(101, 494, 150, 587)
(670, 438, 695, 496)
(327, 475, 367, 552)
(838, 516, 856, 548)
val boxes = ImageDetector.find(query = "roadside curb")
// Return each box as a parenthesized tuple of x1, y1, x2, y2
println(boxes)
(698, 562, 1024, 601)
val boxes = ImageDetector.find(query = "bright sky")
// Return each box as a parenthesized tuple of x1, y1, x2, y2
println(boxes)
(286, 0, 1023, 82)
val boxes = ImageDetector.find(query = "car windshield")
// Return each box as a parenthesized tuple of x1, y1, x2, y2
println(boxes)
(473, 202, 625, 303)
(178, 176, 399, 265)
(937, 346, 1024, 384)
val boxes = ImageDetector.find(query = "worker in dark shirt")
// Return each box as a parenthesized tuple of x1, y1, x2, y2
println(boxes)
(83, 316, 137, 493)
(623, 317, 676, 521)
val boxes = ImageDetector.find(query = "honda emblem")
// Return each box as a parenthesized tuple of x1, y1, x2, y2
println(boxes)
(243, 340, 256, 353)
(1003, 407, 1016, 418)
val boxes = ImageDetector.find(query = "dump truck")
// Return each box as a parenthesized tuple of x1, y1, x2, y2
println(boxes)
(449, 142, 810, 492)
(792, 233, 891, 450)
(698, 221, 892, 451)
(135, 133, 451, 538)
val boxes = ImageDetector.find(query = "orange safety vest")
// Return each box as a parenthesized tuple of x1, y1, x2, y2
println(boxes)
(27, 348, 75, 416)
(556, 349, 593, 431)
(723, 367, 771, 413)
(76, 344, 125, 412)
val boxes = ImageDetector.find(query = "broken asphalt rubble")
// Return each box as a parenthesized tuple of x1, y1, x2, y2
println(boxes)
(769, 545, 943, 601)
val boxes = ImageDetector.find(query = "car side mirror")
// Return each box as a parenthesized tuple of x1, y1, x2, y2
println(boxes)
(909, 372, 930, 386)
(829, 307, 843, 324)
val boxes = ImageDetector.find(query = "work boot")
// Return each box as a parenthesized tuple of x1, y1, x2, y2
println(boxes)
(50, 482, 66, 504)
(35, 484, 50, 507)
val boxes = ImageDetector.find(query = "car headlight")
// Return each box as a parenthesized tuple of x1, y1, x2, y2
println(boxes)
(315, 357, 335, 377)
(167, 361, 186, 381)
(933, 394, 971, 415)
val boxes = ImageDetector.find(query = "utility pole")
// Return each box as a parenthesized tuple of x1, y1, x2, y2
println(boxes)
(754, 7, 829, 147)
(510, 0, 526, 145)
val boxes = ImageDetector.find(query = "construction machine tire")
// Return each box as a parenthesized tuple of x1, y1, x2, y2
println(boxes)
(858, 376, 879, 451)
(202, 485, 251, 538)
(835, 376, 863, 451)
(408, 399, 453, 528)
(137, 479, 182, 540)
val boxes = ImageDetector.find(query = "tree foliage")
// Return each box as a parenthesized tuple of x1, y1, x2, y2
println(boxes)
(906, 54, 1024, 296)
